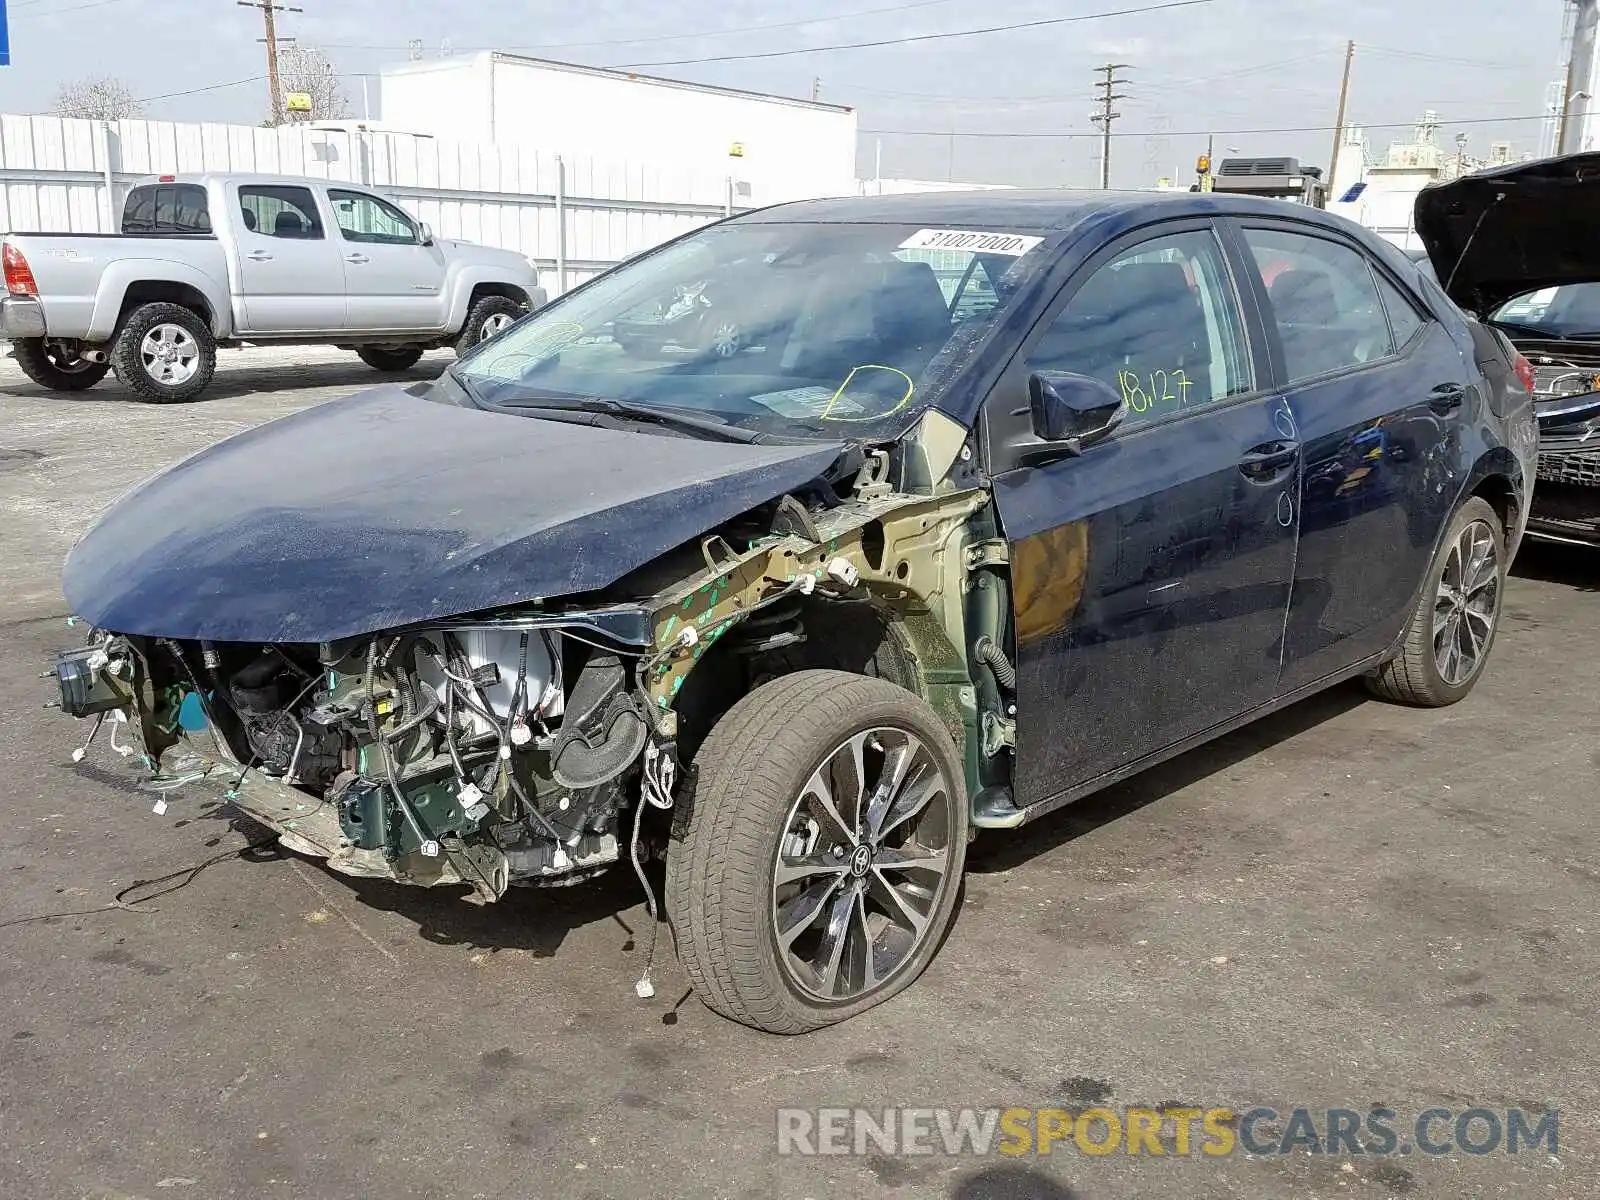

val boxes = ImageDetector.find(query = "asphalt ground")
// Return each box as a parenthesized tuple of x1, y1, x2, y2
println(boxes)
(0, 346, 1594, 1200)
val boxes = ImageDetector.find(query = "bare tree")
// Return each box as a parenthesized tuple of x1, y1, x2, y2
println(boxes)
(51, 76, 144, 121)
(275, 45, 350, 123)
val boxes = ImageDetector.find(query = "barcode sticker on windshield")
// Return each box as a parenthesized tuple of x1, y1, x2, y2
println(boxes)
(898, 229, 1044, 256)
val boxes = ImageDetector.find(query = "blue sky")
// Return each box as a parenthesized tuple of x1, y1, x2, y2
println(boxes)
(0, 0, 1571, 187)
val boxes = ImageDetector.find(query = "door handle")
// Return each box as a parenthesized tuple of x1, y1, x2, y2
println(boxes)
(1428, 383, 1467, 413)
(245, 250, 274, 261)
(345, 253, 370, 265)
(1239, 440, 1300, 482)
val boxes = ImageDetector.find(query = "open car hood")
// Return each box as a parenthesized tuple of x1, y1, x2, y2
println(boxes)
(63, 385, 844, 643)
(1415, 151, 1600, 315)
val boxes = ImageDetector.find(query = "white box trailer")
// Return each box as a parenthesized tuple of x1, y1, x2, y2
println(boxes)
(381, 53, 858, 206)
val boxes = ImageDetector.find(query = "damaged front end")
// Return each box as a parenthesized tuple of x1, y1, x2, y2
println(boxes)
(53, 443, 1002, 906)
(54, 610, 666, 900)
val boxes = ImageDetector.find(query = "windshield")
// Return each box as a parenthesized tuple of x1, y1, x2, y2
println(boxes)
(454, 220, 1052, 439)
(1491, 283, 1600, 337)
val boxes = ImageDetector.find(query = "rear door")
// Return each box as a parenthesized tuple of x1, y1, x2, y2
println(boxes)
(234, 183, 347, 333)
(326, 188, 448, 333)
(1234, 222, 1467, 691)
(986, 221, 1301, 804)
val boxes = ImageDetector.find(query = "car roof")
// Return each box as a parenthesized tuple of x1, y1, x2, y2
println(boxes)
(130, 172, 372, 189)
(735, 188, 1372, 238)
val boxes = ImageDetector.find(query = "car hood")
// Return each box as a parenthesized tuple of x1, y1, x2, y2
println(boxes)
(1415, 151, 1600, 315)
(63, 385, 844, 643)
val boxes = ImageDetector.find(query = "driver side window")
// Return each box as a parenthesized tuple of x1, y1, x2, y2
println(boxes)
(1024, 227, 1253, 430)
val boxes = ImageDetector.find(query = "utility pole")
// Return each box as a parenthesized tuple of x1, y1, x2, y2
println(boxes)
(1091, 63, 1130, 189)
(1327, 40, 1354, 194)
(238, 0, 304, 124)
(1559, 0, 1599, 154)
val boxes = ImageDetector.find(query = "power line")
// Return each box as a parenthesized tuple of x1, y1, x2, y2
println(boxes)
(135, 75, 268, 105)
(320, 0, 965, 55)
(614, 0, 1219, 68)
(860, 112, 1560, 139)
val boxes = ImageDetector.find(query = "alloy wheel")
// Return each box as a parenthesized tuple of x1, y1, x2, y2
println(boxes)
(480, 311, 514, 341)
(771, 727, 956, 1004)
(139, 323, 200, 386)
(1433, 517, 1500, 686)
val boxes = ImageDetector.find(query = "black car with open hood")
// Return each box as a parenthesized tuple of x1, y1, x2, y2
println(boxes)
(1417, 152, 1600, 544)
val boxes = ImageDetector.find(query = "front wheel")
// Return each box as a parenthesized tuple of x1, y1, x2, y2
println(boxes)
(1367, 496, 1506, 706)
(454, 295, 523, 356)
(356, 345, 425, 372)
(667, 670, 968, 1033)
(11, 338, 109, 391)
(109, 302, 216, 403)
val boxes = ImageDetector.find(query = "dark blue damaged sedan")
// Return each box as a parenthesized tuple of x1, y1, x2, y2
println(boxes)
(53, 189, 1537, 1032)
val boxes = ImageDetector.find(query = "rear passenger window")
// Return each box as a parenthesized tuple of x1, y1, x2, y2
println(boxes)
(1025, 228, 1252, 429)
(1375, 273, 1426, 349)
(121, 184, 211, 234)
(239, 185, 325, 240)
(1243, 227, 1393, 382)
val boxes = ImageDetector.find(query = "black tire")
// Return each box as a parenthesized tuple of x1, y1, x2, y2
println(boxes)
(356, 345, 425, 372)
(667, 670, 968, 1034)
(109, 302, 216, 403)
(454, 294, 523, 356)
(1367, 496, 1506, 706)
(11, 338, 109, 391)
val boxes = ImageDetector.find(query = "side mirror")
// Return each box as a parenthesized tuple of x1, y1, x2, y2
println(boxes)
(419, 222, 435, 246)
(1024, 371, 1126, 461)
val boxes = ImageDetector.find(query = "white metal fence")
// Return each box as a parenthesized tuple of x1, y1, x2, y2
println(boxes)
(0, 114, 756, 293)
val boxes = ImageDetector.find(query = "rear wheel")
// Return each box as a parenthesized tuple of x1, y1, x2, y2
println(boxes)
(667, 670, 967, 1033)
(1367, 496, 1505, 706)
(12, 338, 109, 391)
(356, 345, 425, 372)
(109, 302, 215, 403)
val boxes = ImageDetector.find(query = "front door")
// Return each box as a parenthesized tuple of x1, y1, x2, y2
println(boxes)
(1235, 223, 1466, 691)
(234, 183, 348, 333)
(987, 223, 1300, 806)
(326, 188, 448, 333)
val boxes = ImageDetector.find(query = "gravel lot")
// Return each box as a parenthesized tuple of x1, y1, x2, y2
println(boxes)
(0, 346, 1595, 1199)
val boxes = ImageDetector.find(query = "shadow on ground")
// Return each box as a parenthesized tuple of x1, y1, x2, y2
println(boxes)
(1, 356, 446, 404)
(950, 1164, 1079, 1199)
(968, 682, 1369, 875)
(1512, 539, 1598, 592)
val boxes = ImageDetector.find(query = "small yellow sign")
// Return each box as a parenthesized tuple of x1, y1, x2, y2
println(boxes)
(285, 92, 313, 114)
(728, 142, 745, 158)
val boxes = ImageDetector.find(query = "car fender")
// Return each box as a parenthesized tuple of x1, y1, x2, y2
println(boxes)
(442, 257, 541, 332)
(87, 256, 232, 342)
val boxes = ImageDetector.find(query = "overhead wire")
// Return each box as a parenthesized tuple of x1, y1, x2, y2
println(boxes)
(616, 0, 1220, 68)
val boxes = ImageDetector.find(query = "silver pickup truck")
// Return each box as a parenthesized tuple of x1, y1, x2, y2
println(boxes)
(1, 172, 546, 402)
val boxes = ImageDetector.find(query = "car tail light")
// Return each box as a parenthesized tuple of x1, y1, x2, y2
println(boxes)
(2, 243, 38, 296)
(1512, 352, 1535, 394)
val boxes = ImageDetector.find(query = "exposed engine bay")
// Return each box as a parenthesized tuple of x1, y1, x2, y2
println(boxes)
(58, 619, 678, 901)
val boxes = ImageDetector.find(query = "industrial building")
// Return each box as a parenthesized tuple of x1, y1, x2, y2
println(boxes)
(379, 53, 859, 206)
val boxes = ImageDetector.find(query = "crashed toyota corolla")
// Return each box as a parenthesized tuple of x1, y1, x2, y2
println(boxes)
(52, 191, 1533, 1033)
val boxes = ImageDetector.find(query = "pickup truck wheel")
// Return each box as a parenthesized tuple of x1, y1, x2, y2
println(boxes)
(356, 346, 425, 372)
(666, 670, 967, 1033)
(110, 303, 216, 403)
(1367, 496, 1505, 706)
(12, 339, 109, 391)
(455, 295, 523, 356)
